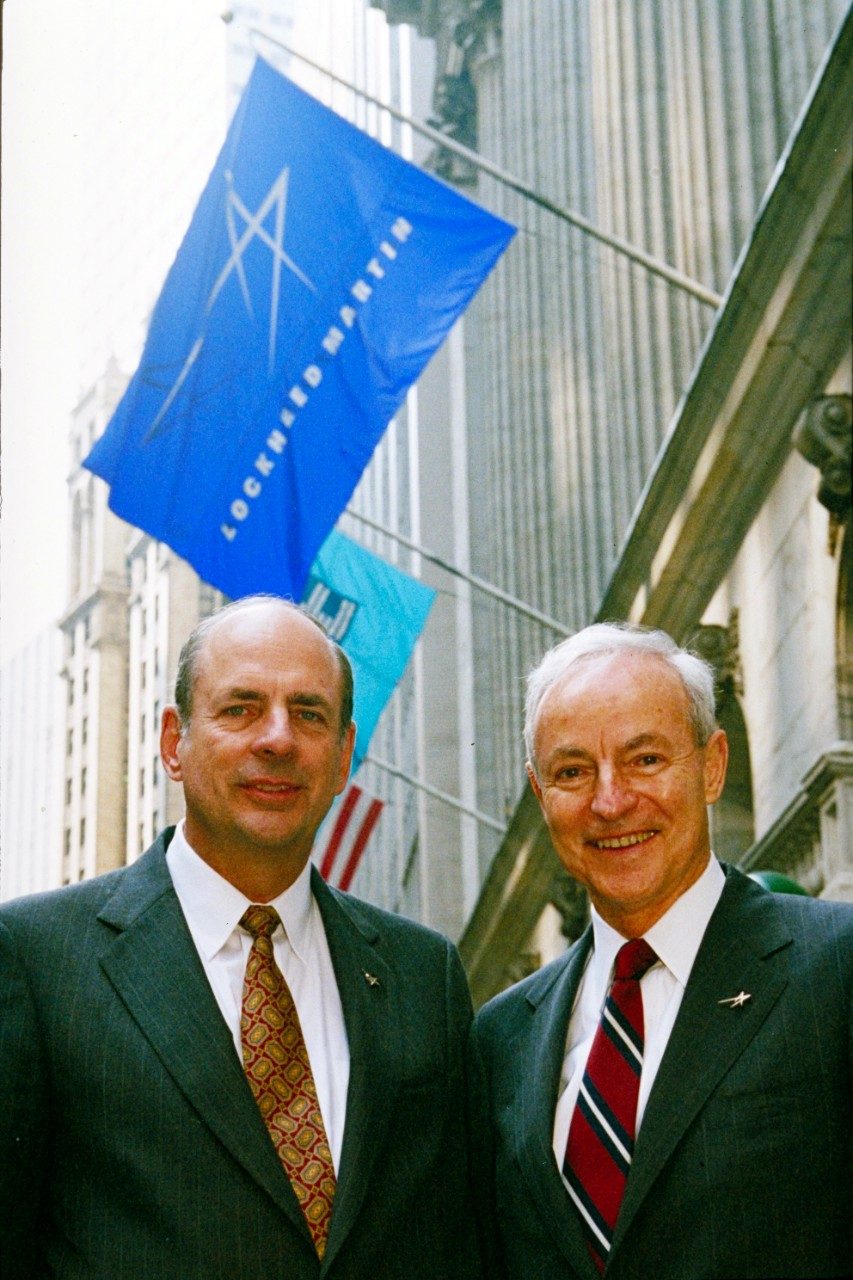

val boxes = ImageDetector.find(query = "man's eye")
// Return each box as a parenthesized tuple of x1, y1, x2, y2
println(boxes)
(555, 766, 586, 784)
(634, 754, 664, 769)
(298, 708, 324, 724)
(223, 705, 248, 717)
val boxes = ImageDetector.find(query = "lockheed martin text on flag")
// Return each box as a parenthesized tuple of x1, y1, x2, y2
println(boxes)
(85, 57, 516, 601)
(317, 785, 384, 892)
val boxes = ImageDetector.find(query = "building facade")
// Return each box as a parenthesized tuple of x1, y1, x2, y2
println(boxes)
(370, 0, 852, 999)
(0, 629, 65, 900)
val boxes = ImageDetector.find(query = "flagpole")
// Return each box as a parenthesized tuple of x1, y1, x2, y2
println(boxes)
(344, 508, 572, 636)
(364, 754, 507, 834)
(249, 28, 723, 310)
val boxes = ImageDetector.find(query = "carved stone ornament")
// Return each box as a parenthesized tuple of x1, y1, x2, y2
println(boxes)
(793, 394, 852, 519)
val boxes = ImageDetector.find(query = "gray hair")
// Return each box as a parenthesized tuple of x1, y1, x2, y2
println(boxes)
(524, 622, 717, 768)
(173, 594, 354, 738)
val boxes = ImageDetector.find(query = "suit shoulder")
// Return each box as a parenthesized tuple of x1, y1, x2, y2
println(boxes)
(771, 889, 853, 956)
(0, 864, 128, 929)
(325, 882, 456, 956)
(475, 946, 576, 1031)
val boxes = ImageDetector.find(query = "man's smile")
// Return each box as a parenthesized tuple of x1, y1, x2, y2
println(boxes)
(590, 830, 658, 850)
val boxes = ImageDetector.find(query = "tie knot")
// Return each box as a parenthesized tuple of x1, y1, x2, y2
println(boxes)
(614, 937, 658, 981)
(240, 904, 281, 940)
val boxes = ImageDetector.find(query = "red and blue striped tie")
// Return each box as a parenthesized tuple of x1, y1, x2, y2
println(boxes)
(564, 938, 658, 1272)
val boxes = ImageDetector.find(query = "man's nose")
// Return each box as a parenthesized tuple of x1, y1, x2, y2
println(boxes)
(252, 706, 297, 754)
(589, 764, 637, 819)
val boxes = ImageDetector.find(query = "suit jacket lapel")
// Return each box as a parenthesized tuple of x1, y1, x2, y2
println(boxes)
(515, 929, 601, 1280)
(612, 869, 793, 1256)
(311, 872, 403, 1272)
(96, 835, 311, 1241)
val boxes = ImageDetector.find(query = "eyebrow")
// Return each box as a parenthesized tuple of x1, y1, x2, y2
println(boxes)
(222, 688, 263, 703)
(220, 689, 334, 711)
(542, 745, 595, 767)
(623, 732, 672, 751)
(288, 693, 334, 712)
(542, 732, 672, 766)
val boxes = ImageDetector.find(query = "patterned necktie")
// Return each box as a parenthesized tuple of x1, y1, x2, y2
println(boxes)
(240, 905, 336, 1258)
(564, 937, 658, 1273)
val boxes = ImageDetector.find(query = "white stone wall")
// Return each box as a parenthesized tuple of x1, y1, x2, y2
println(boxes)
(727, 453, 838, 837)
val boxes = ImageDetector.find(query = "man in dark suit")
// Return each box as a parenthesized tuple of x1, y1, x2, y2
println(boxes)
(0, 596, 481, 1280)
(471, 622, 852, 1280)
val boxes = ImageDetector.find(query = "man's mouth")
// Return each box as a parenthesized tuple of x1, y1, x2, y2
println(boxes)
(241, 780, 301, 795)
(591, 831, 657, 850)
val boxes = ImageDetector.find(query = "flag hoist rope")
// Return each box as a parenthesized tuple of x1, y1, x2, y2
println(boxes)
(344, 508, 572, 637)
(365, 754, 507, 834)
(250, 28, 723, 309)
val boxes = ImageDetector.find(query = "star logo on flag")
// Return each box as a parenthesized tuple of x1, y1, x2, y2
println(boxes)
(146, 166, 316, 441)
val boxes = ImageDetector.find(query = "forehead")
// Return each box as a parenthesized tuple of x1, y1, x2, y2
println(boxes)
(535, 652, 693, 746)
(195, 605, 340, 693)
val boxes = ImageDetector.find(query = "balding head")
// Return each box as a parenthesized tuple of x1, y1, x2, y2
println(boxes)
(174, 595, 353, 739)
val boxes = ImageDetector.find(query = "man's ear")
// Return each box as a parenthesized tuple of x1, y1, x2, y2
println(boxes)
(335, 721, 357, 794)
(703, 728, 729, 804)
(160, 706, 185, 782)
(526, 760, 544, 804)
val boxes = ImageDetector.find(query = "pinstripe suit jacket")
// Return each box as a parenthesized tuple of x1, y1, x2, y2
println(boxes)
(470, 866, 853, 1279)
(0, 830, 481, 1280)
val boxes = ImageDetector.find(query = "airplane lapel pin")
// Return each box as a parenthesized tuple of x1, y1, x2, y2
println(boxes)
(717, 990, 751, 1008)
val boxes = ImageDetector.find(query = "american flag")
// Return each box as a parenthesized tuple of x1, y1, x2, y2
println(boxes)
(317, 784, 384, 892)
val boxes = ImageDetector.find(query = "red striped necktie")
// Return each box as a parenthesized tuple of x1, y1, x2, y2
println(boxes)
(564, 937, 658, 1272)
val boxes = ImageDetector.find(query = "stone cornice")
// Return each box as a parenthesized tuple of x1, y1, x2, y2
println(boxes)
(740, 744, 853, 877)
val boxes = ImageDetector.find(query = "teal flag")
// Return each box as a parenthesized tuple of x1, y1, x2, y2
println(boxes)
(302, 530, 435, 766)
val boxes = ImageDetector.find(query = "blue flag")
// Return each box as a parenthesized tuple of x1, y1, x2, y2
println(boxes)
(85, 56, 515, 600)
(301, 529, 434, 767)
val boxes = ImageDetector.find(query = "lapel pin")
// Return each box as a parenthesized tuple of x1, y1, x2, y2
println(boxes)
(363, 970, 381, 988)
(718, 991, 751, 1008)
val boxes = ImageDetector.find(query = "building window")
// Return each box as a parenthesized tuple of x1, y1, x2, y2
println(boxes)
(82, 718, 88, 746)
(79, 817, 86, 847)
(139, 766, 146, 797)
(64, 828, 71, 857)
(81, 767, 87, 796)
(152, 756, 159, 785)
(141, 661, 146, 690)
(67, 678, 74, 707)
(67, 728, 73, 757)
(65, 777, 72, 805)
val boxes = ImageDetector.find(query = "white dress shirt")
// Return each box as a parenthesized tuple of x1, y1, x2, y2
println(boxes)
(166, 823, 350, 1173)
(552, 856, 725, 1170)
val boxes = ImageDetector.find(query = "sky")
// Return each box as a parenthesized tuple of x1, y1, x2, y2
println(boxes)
(1, 0, 226, 665)
(0, 0, 402, 667)
(1, 1, 83, 663)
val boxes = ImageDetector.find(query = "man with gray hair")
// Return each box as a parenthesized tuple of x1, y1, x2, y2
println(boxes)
(471, 622, 852, 1280)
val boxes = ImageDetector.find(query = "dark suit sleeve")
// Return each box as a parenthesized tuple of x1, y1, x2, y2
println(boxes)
(467, 1015, 508, 1280)
(442, 943, 487, 1280)
(0, 918, 50, 1280)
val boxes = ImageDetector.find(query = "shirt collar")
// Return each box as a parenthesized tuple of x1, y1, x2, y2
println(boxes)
(589, 855, 726, 989)
(166, 821, 315, 965)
